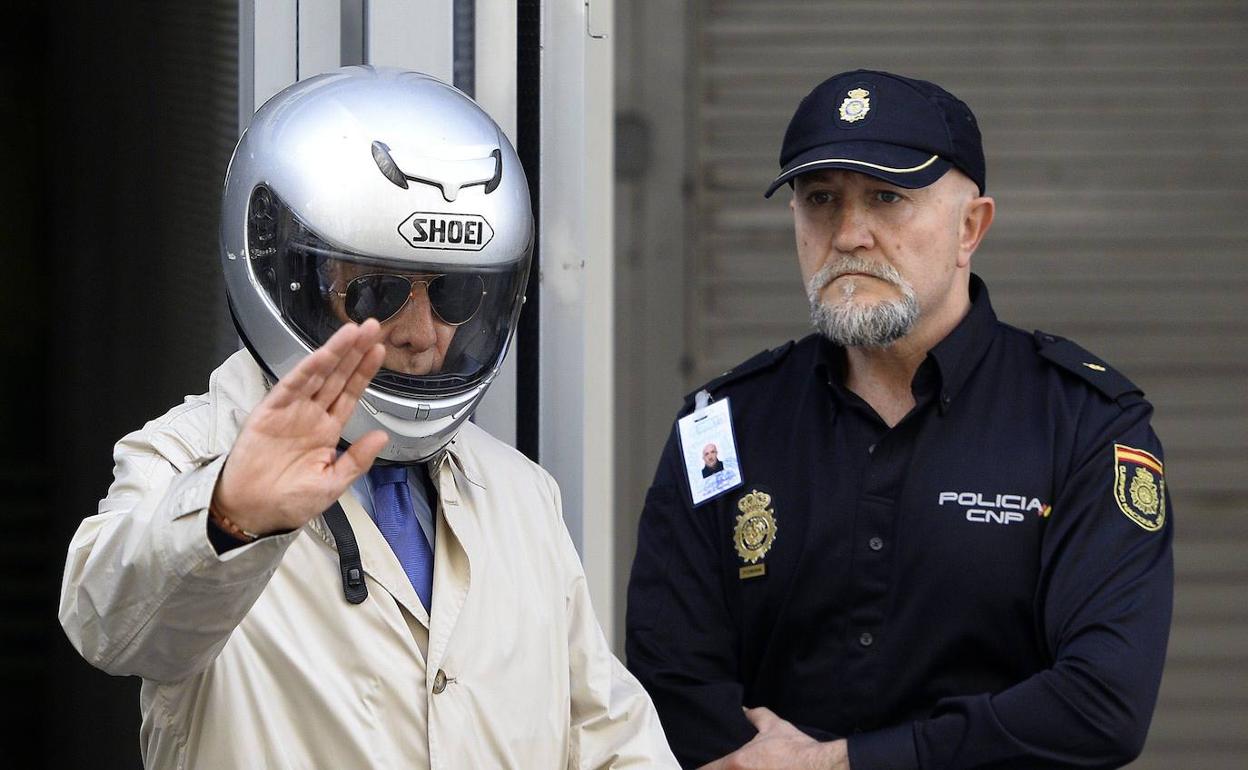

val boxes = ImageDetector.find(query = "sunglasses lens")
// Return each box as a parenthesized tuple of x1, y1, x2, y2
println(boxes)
(344, 275, 411, 323)
(428, 274, 486, 325)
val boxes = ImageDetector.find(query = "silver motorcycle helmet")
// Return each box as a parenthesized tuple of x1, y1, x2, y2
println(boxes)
(221, 66, 532, 462)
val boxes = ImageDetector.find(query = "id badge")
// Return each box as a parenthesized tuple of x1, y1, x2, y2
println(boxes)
(678, 395, 744, 506)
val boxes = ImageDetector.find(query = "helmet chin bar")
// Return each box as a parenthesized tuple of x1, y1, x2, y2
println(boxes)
(342, 387, 481, 464)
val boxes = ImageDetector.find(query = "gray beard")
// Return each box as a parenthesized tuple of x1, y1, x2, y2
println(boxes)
(807, 257, 920, 348)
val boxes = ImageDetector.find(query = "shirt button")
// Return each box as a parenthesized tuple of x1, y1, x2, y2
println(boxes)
(859, 632, 874, 647)
(867, 443, 876, 454)
(868, 536, 884, 551)
(432, 669, 448, 694)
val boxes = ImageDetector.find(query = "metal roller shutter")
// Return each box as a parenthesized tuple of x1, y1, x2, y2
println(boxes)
(689, 2, 1248, 767)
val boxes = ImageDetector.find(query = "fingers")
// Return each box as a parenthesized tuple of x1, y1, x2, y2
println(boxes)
(744, 706, 782, 733)
(329, 429, 389, 490)
(329, 342, 386, 423)
(268, 346, 337, 410)
(314, 320, 383, 409)
(269, 323, 362, 407)
(269, 320, 382, 410)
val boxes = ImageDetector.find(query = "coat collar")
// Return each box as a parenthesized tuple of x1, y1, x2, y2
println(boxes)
(435, 433, 487, 490)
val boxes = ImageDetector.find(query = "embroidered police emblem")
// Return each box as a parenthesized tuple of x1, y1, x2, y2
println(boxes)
(1113, 444, 1166, 531)
(734, 490, 778, 570)
(838, 88, 871, 123)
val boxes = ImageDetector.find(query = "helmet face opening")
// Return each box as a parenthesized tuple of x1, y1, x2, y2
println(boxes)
(247, 184, 530, 399)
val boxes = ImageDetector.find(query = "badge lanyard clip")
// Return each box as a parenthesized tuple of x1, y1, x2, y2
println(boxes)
(694, 389, 712, 412)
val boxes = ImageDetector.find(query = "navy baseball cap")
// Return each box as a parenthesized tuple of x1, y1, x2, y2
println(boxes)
(764, 70, 985, 198)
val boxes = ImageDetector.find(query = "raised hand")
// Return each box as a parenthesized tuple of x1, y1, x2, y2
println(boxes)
(210, 320, 389, 536)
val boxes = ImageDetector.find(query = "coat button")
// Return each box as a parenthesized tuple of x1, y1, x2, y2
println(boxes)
(432, 669, 448, 694)
(868, 537, 884, 551)
(859, 632, 874, 647)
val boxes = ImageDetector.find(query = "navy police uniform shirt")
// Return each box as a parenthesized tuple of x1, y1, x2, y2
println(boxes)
(625, 275, 1174, 769)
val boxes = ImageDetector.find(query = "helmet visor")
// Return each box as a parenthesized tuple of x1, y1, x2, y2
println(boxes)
(247, 185, 529, 397)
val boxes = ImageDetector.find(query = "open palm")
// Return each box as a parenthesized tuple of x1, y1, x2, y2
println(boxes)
(211, 320, 389, 535)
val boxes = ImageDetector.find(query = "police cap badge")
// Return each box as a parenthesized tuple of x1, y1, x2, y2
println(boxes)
(838, 88, 871, 123)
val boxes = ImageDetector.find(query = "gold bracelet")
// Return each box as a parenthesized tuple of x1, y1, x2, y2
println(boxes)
(209, 504, 259, 543)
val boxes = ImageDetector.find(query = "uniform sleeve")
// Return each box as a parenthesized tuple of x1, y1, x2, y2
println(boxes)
(58, 401, 299, 683)
(547, 473, 680, 769)
(849, 398, 1174, 769)
(625, 425, 758, 768)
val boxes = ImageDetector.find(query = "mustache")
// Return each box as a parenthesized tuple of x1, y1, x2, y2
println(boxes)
(812, 256, 904, 289)
(806, 256, 911, 304)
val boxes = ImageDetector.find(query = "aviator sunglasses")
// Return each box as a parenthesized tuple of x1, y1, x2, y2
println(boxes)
(332, 273, 487, 326)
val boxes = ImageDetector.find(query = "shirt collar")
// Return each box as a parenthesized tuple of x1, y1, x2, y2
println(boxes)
(815, 342, 851, 404)
(814, 273, 998, 413)
(925, 273, 997, 412)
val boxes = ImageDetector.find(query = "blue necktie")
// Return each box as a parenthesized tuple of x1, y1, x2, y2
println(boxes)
(368, 464, 434, 611)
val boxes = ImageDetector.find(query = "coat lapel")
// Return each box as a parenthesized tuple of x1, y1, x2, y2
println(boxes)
(426, 449, 480, 678)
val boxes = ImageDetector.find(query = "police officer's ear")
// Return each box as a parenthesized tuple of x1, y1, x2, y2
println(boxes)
(957, 184, 995, 268)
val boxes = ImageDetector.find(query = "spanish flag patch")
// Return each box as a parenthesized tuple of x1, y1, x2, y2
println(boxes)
(1113, 444, 1166, 532)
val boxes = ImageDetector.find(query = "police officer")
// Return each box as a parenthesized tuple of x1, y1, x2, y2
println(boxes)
(626, 70, 1173, 769)
(59, 67, 676, 769)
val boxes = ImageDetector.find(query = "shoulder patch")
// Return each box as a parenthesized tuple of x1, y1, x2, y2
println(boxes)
(682, 341, 795, 409)
(1033, 330, 1142, 402)
(1113, 444, 1166, 531)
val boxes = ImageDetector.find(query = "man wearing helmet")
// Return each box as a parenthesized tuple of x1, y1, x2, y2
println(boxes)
(59, 67, 677, 769)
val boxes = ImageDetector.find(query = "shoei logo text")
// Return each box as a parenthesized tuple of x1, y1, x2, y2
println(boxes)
(938, 491, 1050, 525)
(398, 212, 494, 251)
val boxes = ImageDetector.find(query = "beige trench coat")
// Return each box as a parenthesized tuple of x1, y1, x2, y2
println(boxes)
(59, 350, 677, 769)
